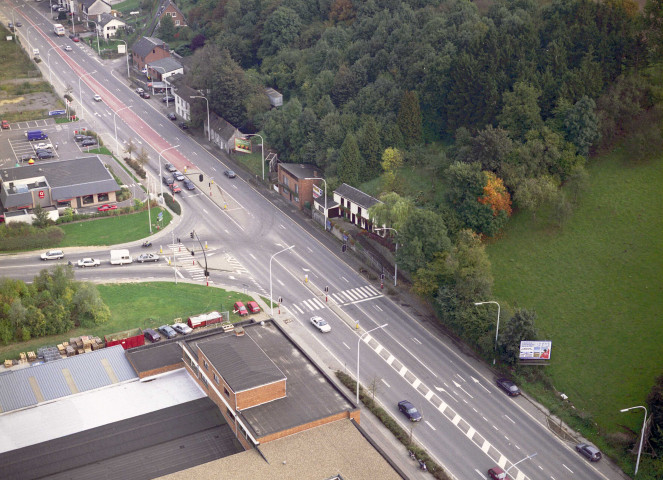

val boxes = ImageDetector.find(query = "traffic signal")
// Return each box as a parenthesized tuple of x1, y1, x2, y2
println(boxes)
(199, 174, 203, 182)
(191, 250, 195, 256)
(190, 232, 194, 239)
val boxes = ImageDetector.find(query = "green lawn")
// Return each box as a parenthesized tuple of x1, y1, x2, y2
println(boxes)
(486, 147, 663, 437)
(57, 207, 172, 247)
(0, 282, 255, 362)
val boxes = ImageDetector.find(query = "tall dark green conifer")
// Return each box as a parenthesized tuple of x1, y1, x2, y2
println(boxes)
(397, 90, 423, 146)
(337, 133, 362, 186)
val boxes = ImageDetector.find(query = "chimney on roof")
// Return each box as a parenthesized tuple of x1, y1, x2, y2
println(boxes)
(234, 327, 245, 337)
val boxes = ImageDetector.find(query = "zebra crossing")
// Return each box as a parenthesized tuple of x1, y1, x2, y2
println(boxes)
(224, 254, 269, 296)
(169, 243, 213, 284)
(292, 285, 383, 314)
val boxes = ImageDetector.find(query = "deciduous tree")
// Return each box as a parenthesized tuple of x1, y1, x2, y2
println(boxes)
(498, 82, 543, 141)
(498, 309, 538, 365)
(397, 208, 451, 272)
(369, 192, 414, 232)
(381, 147, 403, 193)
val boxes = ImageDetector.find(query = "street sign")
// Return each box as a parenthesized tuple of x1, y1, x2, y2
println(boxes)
(49, 110, 66, 116)
(312, 184, 322, 199)
(157, 211, 163, 220)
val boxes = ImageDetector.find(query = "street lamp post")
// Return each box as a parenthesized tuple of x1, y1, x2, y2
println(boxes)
(243, 133, 265, 180)
(269, 245, 295, 315)
(357, 323, 388, 405)
(374, 227, 399, 286)
(158, 144, 180, 200)
(191, 95, 210, 142)
(303, 176, 327, 220)
(86, 19, 101, 55)
(505, 452, 538, 475)
(620, 406, 648, 475)
(474, 301, 501, 365)
(113, 105, 132, 157)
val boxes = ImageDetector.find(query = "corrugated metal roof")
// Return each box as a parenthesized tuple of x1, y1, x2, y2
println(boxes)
(0, 345, 137, 414)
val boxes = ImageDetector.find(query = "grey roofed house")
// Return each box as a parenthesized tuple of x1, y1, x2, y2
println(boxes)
(278, 162, 322, 180)
(335, 182, 381, 210)
(0, 345, 137, 414)
(147, 56, 183, 76)
(0, 157, 118, 209)
(132, 36, 169, 59)
(206, 112, 240, 153)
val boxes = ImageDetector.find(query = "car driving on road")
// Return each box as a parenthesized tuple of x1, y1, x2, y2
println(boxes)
(173, 171, 184, 181)
(488, 466, 510, 480)
(310, 316, 331, 333)
(136, 253, 159, 263)
(183, 179, 195, 190)
(164, 163, 177, 172)
(397, 400, 422, 422)
(93, 94, 102, 102)
(224, 170, 236, 178)
(41, 250, 65, 260)
(77, 258, 100, 268)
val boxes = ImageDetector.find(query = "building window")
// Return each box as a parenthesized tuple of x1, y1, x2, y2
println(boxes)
(201, 375, 208, 388)
(203, 360, 208, 370)
(283, 176, 289, 188)
(175, 20, 180, 25)
(213, 373, 219, 385)
(295, 183, 299, 194)
(224, 386, 230, 397)
(98, 193, 109, 202)
(82, 195, 93, 205)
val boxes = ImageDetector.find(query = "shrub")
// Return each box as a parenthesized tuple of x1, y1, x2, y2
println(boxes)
(163, 192, 181, 215)
(0, 223, 65, 251)
(124, 157, 147, 179)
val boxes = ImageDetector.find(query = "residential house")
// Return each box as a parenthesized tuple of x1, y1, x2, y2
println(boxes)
(205, 112, 240, 154)
(78, 0, 111, 21)
(96, 13, 126, 39)
(146, 56, 183, 82)
(158, 1, 187, 27)
(277, 163, 324, 211)
(333, 183, 382, 231)
(173, 85, 200, 121)
(131, 36, 169, 72)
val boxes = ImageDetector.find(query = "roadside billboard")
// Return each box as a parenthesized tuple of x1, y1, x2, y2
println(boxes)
(234, 137, 251, 153)
(312, 184, 322, 199)
(519, 340, 552, 360)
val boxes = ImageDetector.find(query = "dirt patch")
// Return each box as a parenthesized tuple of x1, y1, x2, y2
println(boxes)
(0, 91, 61, 118)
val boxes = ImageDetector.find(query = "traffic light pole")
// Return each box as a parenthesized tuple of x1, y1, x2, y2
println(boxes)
(190, 230, 209, 286)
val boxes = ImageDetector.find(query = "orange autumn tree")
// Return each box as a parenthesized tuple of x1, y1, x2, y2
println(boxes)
(478, 172, 512, 217)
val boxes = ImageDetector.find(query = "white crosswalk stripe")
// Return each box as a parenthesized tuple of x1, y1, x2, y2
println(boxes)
(351, 287, 368, 298)
(295, 285, 384, 312)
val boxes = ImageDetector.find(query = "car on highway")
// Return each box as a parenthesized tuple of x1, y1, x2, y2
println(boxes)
(97, 204, 117, 212)
(310, 316, 331, 333)
(81, 138, 97, 147)
(135, 87, 144, 94)
(183, 179, 195, 190)
(575, 443, 601, 462)
(63, 45, 72, 52)
(172, 323, 193, 335)
(162, 95, 175, 103)
(163, 175, 174, 186)
(77, 258, 100, 268)
(170, 183, 181, 194)
(1, 120, 9, 129)
(397, 400, 422, 422)
(93, 94, 102, 102)
(233, 301, 248, 316)
(224, 170, 236, 178)
(247, 301, 261, 314)
(496, 378, 521, 397)
(167, 112, 176, 120)
(136, 253, 159, 263)
(41, 250, 65, 260)
(144, 328, 161, 343)
(71, 36, 80, 42)
(164, 163, 177, 172)
(158, 325, 177, 339)
(488, 466, 510, 480)
(173, 171, 184, 181)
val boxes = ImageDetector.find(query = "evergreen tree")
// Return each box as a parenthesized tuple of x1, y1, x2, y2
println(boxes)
(337, 133, 361, 186)
(358, 117, 382, 180)
(397, 90, 422, 147)
(158, 15, 175, 42)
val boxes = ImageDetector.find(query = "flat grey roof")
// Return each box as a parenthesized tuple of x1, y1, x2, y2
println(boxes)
(193, 332, 286, 393)
(278, 163, 322, 180)
(0, 345, 136, 413)
(126, 339, 184, 374)
(0, 397, 243, 480)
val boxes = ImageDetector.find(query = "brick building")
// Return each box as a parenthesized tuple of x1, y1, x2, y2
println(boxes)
(131, 36, 169, 72)
(277, 163, 324, 211)
(158, 1, 188, 27)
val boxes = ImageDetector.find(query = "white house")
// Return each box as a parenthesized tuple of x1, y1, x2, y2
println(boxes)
(333, 183, 382, 231)
(96, 13, 126, 39)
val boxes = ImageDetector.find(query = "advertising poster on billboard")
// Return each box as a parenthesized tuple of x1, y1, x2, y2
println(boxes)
(519, 340, 552, 360)
(234, 137, 251, 153)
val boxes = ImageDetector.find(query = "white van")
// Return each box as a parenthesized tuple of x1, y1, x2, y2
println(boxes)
(110, 249, 132, 265)
(33, 48, 40, 57)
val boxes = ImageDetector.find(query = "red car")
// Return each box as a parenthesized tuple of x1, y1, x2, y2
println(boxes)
(170, 183, 181, 194)
(233, 302, 248, 316)
(1, 120, 8, 129)
(97, 204, 118, 212)
(71, 36, 80, 42)
(246, 301, 261, 314)
(488, 467, 511, 480)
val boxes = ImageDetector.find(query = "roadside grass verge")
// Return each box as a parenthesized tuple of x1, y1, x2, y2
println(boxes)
(486, 145, 663, 439)
(0, 29, 40, 80)
(0, 282, 255, 362)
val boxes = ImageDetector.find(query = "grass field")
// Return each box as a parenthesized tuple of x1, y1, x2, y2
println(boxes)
(0, 29, 40, 80)
(0, 282, 255, 362)
(57, 207, 172, 247)
(486, 146, 663, 437)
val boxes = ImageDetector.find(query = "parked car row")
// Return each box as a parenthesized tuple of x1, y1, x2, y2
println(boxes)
(233, 301, 260, 317)
(157, 322, 192, 340)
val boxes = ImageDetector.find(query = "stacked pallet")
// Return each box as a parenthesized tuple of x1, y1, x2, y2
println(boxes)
(65, 345, 76, 357)
(27, 351, 36, 361)
(4, 359, 12, 369)
(91, 337, 104, 350)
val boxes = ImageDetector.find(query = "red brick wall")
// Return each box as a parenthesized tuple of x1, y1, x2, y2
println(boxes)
(236, 379, 286, 410)
(257, 409, 361, 444)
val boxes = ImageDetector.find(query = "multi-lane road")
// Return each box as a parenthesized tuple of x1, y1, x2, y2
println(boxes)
(0, 1, 626, 479)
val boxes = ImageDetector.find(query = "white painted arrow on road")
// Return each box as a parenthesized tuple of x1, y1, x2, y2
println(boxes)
(453, 380, 474, 398)
(471, 375, 491, 393)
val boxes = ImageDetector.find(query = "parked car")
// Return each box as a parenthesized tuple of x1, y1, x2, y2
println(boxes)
(233, 301, 248, 316)
(136, 253, 159, 263)
(37, 151, 54, 159)
(1, 120, 9, 129)
(140, 91, 150, 99)
(135, 87, 144, 94)
(74, 134, 90, 142)
(97, 204, 117, 212)
(81, 138, 97, 147)
(164, 163, 177, 172)
(144, 328, 161, 343)
(397, 400, 422, 422)
(16, 22, 22, 27)
(173, 171, 184, 181)
(161, 95, 175, 103)
(310, 316, 331, 333)
(496, 378, 521, 397)
(170, 183, 181, 194)
(224, 170, 236, 178)
(93, 94, 102, 102)
(71, 36, 80, 42)
(167, 112, 176, 120)
(63, 45, 72, 52)
(488, 466, 511, 480)
(172, 323, 193, 335)
(35, 142, 52, 150)
(247, 301, 261, 314)
(77, 258, 100, 268)
(41, 249, 65, 260)
(178, 122, 188, 129)
(183, 179, 195, 190)
(576, 443, 602, 462)
(158, 325, 177, 339)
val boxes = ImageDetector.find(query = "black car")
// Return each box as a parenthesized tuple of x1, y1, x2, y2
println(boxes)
(74, 134, 89, 142)
(178, 122, 188, 129)
(183, 179, 195, 190)
(163, 175, 174, 186)
(167, 112, 176, 120)
(37, 151, 54, 159)
(496, 378, 521, 396)
(576, 443, 602, 462)
(398, 400, 422, 422)
(161, 96, 175, 103)
(224, 170, 236, 178)
(140, 91, 151, 99)
(16, 22, 22, 27)
(81, 139, 97, 147)
(164, 163, 177, 172)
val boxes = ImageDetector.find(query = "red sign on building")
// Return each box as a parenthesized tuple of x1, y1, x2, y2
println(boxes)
(38, 191, 45, 199)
